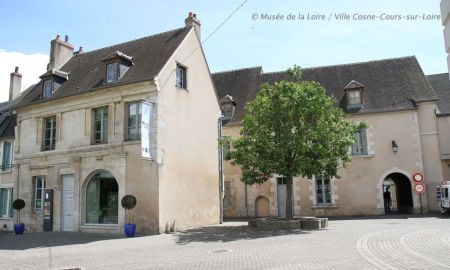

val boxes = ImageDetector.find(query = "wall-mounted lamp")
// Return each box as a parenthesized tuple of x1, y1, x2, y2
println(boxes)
(392, 140, 398, 153)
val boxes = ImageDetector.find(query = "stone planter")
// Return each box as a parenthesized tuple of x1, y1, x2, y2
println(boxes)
(248, 217, 328, 230)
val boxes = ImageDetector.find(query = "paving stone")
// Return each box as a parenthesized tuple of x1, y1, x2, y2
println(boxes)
(0, 216, 449, 269)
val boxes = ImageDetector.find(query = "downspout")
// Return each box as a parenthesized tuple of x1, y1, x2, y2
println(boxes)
(218, 116, 224, 224)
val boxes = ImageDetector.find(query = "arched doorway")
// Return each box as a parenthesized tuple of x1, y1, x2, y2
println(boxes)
(85, 170, 119, 224)
(255, 196, 270, 217)
(382, 173, 413, 214)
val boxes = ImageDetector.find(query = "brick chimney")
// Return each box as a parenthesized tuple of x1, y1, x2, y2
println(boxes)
(9, 67, 22, 101)
(185, 12, 201, 39)
(48, 34, 74, 70)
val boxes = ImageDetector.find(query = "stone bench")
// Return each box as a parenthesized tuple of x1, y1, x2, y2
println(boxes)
(248, 217, 328, 230)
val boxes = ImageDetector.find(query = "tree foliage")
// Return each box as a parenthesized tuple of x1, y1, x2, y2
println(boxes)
(225, 66, 365, 218)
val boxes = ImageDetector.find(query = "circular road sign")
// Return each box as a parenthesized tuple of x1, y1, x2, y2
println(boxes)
(413, 172, 424, 183)
(414, 183, 425, 194)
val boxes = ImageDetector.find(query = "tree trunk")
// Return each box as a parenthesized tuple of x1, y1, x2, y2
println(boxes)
(286, 175, 293, 219)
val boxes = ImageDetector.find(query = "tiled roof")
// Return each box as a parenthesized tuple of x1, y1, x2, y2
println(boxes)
(15, 27, 192, 109)
(427, 73, 450, 116)
(213, 56, 437, 125)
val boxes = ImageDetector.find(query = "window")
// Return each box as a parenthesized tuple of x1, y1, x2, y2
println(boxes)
(43, 79, 52, 98)
(348, 90, 362, 105)
(86, 171, 118, 224)
(1, 141, 13, 171)
(316, 176, 331, 205)
(224, 181, 232, 208)
(106, 63, 118, 83)
(32, 177, 45, 212)
(0, 187, 13, 218)
(223, 141, 230, 158)
(222, 103, 234, 119)
(352, 129, 367, 155)
(93, 107, 109, 144)
(176, 64, 187, 89)
(43, 117, 56, 151)
(127, 102, 142, 140)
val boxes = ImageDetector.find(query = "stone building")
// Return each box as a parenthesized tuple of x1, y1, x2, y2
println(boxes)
(213, 56, 444, 218)
(12, 13, 220, 233)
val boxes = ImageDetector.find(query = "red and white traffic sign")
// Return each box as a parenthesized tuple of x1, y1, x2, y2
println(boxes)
(414, 183, 426, 194)
(413, 172, 424, 183)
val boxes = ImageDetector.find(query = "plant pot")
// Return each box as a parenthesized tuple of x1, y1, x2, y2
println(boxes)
(14, 223, 25, 235)
(124, 223, 136, 237)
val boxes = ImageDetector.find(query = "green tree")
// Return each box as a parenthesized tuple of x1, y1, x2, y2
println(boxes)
(225, 66, 365, 219)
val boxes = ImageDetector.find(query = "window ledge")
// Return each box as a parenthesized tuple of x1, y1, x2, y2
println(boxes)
(123, 140, 140, 145)
(312, 204, 339, 209)
(0, 170, 13, 174)
(0, 217, 13, 220)
(352, 154, 374, 159)
(175, 85, 188, 91)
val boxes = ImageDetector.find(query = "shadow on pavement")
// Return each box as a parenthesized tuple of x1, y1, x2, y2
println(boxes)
(0, 231, 125, 251)
(175, 224, 308, 245)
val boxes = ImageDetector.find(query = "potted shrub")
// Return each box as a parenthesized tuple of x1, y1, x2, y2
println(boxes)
(12, 199, 25, 235)
(121, 195, 137, 237)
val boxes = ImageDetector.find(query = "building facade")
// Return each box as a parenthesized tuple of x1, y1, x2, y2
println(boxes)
(11, 13, 220, 234)
(214, 57, 444, 218)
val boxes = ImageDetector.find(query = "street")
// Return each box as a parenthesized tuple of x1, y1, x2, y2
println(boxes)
(1, 216, 450, 269)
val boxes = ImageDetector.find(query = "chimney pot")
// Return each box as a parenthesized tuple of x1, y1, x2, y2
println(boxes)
(56, 35, 61, 40)
(15, 66, 19, 73)
(185, 12, 201, 39)
(65, 35, 69, 42)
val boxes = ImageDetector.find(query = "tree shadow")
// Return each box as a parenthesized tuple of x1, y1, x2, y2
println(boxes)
(0, 231, 126, 251)
(174, 223, 308, 245)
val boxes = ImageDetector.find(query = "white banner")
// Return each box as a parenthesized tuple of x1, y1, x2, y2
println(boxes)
(141, 101, 152, 159)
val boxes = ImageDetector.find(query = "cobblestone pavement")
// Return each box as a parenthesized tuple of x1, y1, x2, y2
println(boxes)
(1, 216, 450, 270)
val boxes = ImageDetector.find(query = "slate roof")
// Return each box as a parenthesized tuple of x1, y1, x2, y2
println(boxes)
(212, 56, 437, 125)
(212, 67, 262, 125)
(15, 27, 192, 109)
(427, 73, 450, 116)
(0, 84, 37, 138)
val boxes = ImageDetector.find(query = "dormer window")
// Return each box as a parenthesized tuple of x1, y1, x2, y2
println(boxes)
(39, 69, 69, 98)
(102, 51, 133, 85)
(220, 95, 236, 122)
(43, 79, 53, 98)
(344, 80, 364, 109)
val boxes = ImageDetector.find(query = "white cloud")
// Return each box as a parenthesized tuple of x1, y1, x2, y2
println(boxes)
(0, 49, 48, 103)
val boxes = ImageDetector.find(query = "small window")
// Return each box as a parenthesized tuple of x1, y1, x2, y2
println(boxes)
(1, 141, 14, 171)
(352, 129, 367, 155)
(32, 177, 45, 212)
(42, 117, 56, 151)
(0, 187, 13, 218)
(316, 176, 331, 205)
(222, 103, 234, 119)
(348, 90, 362, 105)
(127, 102, 142, 141)
(43, 79, 53, 98)
(224, 181, 232, 208)
(176, 64, 187, 89)
(106, 63, 118, 83)
(93, 107, 108, 144)
(277, 177, 287, 185)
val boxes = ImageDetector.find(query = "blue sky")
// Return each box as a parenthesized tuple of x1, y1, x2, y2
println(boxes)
(0, 0, 445, 101)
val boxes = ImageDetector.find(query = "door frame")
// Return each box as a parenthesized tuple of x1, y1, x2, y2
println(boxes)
(61, 174, 75, 232)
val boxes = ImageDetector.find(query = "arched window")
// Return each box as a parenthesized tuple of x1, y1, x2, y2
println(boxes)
(85, 171, 118, 224)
